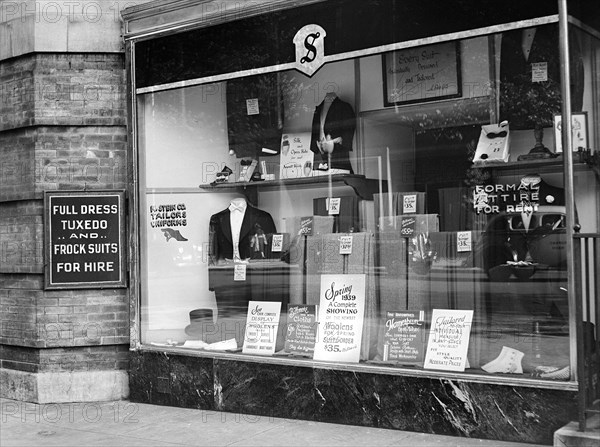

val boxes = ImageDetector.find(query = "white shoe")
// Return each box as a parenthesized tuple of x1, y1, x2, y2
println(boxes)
(482, 346, 524, 374)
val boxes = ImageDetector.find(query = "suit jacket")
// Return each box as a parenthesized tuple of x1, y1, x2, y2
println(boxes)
(310, 97, 356, 172)
(208, 204, 277, 265)
(499, 25, 584, 129)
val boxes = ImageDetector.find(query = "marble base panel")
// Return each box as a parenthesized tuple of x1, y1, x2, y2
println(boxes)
(129, 351, 577, 445)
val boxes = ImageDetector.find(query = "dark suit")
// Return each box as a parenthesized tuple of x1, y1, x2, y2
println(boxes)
(499, 25, 584, 130)
(207, 204, 277, 321)
(208, 204, 277, 264)
(310, 97, 356, 172)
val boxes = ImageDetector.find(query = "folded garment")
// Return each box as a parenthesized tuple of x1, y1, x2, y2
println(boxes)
(204, 338, 238, 351)
(182, 340, 209, 349)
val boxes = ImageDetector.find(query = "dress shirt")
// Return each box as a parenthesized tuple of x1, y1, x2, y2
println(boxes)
(521, 28, 536, 62)
(229, 199, 247, 260)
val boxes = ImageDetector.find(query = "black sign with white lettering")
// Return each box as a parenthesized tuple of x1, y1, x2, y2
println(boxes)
(45, 191, 126, 289)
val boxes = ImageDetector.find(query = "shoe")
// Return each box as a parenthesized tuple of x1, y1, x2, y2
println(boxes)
(482, 346, 524, 374)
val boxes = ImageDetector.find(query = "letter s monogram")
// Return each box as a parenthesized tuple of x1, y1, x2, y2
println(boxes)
(301, 32, 320, 64)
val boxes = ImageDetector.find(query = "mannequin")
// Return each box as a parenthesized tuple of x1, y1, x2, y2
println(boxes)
(499, 24, 584, 131)
(310, 92, 356, 172)
(208, 196, 277, 264)
(203, 197, 279, 345)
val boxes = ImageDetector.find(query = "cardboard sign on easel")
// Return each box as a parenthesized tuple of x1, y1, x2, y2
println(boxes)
(473, 122, 510, 164)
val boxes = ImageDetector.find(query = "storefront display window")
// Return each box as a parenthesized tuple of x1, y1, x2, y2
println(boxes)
(133, 10, 599, 384)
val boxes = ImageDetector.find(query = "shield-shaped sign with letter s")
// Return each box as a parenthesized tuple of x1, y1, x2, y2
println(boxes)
(293, 24, 326, 77)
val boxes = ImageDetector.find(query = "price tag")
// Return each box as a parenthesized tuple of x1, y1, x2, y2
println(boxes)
(403, 194, 417, 214)
(328, 198, 341, 215)
(457, 231, 472, 253)
(234, 264, 247, 281)
(300, 216, 314, 236)
(271, 234, 284, 252)
(339, 236, 353, 254)
(400, 217, 416, 238)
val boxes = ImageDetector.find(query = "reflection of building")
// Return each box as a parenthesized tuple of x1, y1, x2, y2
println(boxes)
(1, 1, 599, 445)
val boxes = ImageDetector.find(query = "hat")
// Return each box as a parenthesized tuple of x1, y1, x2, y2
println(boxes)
(184, 308, 246, 348)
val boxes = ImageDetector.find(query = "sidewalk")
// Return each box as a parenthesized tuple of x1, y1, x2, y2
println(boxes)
(1, 398, 548, 447)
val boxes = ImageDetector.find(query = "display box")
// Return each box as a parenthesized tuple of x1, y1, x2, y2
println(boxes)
(313, 196, 361, 233)
(374, 192, 427, 224)
(429, 231, 483, 268)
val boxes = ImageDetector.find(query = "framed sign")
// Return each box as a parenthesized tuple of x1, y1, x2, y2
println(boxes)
(553, 112, 588, 153)
(44, 191, 127, 289)
(383, 42, 461, 106)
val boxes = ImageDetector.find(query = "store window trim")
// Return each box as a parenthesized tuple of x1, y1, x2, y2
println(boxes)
(123, 3, 596, 389)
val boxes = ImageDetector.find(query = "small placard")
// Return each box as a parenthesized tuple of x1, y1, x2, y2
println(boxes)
(271, 234, 284, 252)
(531, 62, 548, 82)
(382, 310, 426, 365)
(300, 216, 314, 236)
(424, 309, 474, 372)
(400, 217, 416, 237)
(242, 301, 282, 356)
(402, 194, 417, 214)
(246, 98, 259, 115)
(456, 231, 472, 253)
(328, 198, 341, 215)
(234, 264, 247, 281)
(284, 305, 318, 357)
(279, 133, 314, 180)
(339, 236, 353, 255)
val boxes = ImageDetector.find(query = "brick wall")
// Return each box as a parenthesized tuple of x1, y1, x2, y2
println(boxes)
(0, 344, 129, 373)
(0, 50, 131, 388)
(0, 282, 129, 348)
(0, 53, 126, 131)
(0, 200, 43, 273)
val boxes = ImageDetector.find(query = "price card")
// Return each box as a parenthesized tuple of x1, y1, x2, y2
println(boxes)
(300, 216, 314, 236)
(456, 231, 472, 253)
(403, 194, 417, 214)
(234, 264, 247, 281)
(271, 234, 284, 252)
(328, 198, 341, 215)
(400, 217, 416, 238)
(339, 236, 353, 254)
